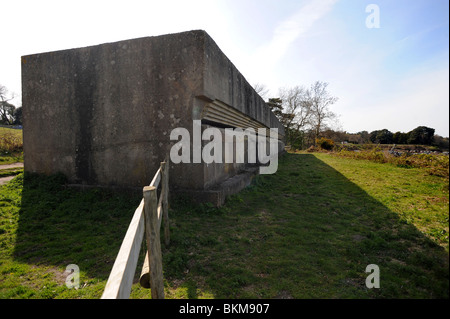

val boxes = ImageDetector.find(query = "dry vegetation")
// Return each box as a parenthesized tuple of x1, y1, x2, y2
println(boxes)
(0, 127, 23, 155)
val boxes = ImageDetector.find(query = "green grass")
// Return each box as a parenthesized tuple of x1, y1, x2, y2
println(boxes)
(0, 156, 23, 165)
(0, 152, 448, 299)
(163, 153, 448, 299)
(318, 153, 449, 248)
(0, 173, 143, 299)
(0, 168, 23, 178)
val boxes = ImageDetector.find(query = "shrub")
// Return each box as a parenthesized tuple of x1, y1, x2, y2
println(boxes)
(316, 137, 335, 151)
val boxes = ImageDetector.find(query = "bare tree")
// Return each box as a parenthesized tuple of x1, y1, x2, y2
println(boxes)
(0, 84, 17, 125)
(266, 81, 339, 149)
(306, 81, 338, 144)
(253, 83, 269, 101)
(279, 86, 311, 131)
(278, 86, 313, 149)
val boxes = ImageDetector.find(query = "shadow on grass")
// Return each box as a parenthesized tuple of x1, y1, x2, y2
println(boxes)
(11, 173, 143, 286)
(9, 153, 449, 299)
(163, 153, 449, 299)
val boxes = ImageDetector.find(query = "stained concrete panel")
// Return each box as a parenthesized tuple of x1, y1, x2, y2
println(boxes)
(22, 30, 284, 195)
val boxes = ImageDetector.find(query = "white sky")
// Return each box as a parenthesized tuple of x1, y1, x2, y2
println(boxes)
(1, 0, 449, 136)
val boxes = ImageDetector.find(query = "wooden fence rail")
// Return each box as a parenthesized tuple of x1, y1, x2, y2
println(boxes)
(101, 161, 169, 299)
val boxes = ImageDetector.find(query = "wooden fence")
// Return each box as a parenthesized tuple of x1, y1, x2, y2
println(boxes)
(101, 161, 170, 299)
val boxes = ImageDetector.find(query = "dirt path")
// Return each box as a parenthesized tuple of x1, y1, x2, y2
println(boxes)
(0, 162, 24, 185)
(0, 175, 17, 185)
(0, 162, 24, 170)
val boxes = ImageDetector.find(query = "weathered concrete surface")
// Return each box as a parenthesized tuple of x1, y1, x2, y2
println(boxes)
(22, 30, 284, 199)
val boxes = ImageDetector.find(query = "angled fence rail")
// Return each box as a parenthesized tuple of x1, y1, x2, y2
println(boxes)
(101, 161, 169, 299)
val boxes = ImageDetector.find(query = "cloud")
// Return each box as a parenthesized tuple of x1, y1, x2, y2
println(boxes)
(247, 0, 338, 83)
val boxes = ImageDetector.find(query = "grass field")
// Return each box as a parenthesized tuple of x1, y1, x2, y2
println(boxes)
(0, 152, 448, 299)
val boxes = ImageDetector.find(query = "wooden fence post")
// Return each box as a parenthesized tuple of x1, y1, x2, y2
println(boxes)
(161, 161, 170, 246)
(143, 186, 165, 299)
(139, 252, 150, 289)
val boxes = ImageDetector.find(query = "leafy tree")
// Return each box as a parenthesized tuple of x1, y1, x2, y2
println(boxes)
(433, 134, 449, 150)
(370, 129, 393, 144)
(357, 131, 371, 144)
(289, 129, 307, 150)
(267, 98, 284, 120)
(369, 130, 380, 143)
(407, 126, 435, 145)
(393, 131, 409, 144)
(13, 106, 23, 125)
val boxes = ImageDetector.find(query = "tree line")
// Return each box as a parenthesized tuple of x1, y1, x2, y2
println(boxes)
(0, 84, 22, 125)
(255, 81, 448, 150)
(320, 127, 449, 150)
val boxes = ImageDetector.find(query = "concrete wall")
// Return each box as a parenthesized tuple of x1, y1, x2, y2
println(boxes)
(201, 34, 282, 133)
(22, 30, 284, 193)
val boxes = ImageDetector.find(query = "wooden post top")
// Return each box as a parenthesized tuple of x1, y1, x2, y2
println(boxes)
(143, 186, 156, 192)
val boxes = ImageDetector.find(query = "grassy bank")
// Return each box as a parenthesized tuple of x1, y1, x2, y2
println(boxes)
(0, 153, 448, 298)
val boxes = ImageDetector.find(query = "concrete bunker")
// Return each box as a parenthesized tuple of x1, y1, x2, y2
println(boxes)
(21, 30, 285, 205)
